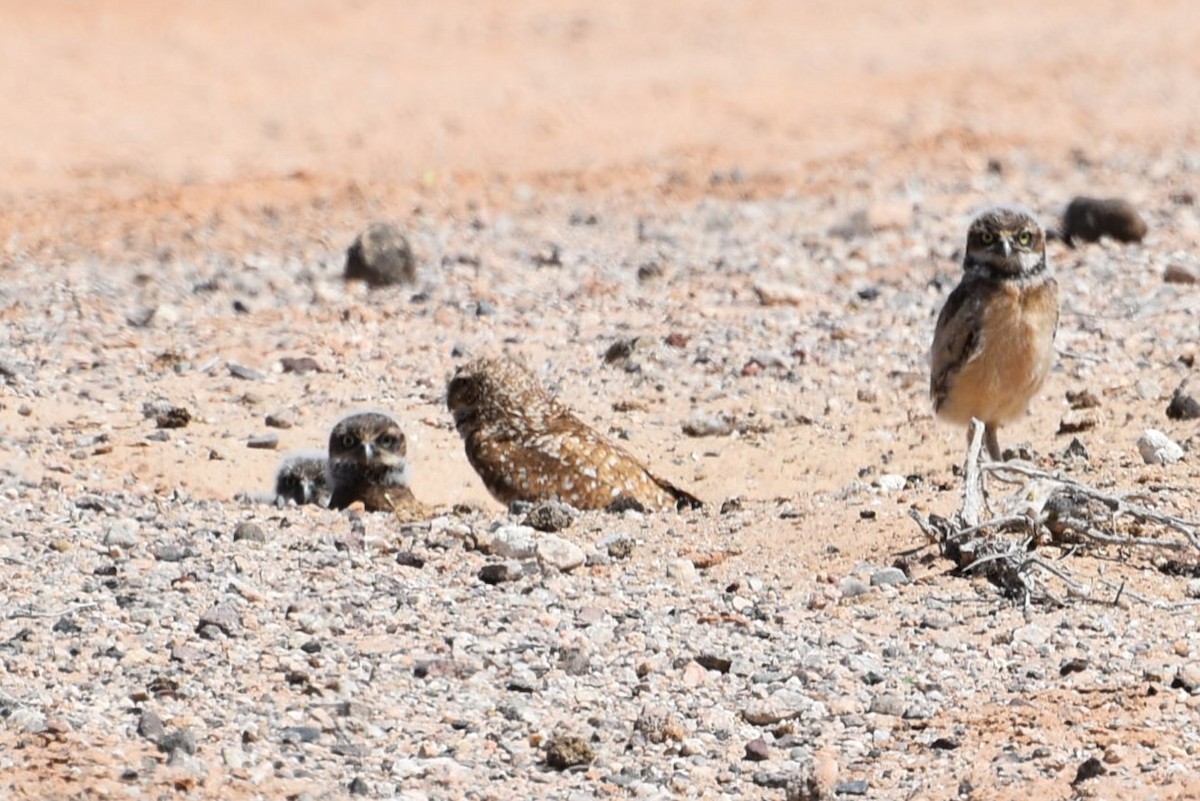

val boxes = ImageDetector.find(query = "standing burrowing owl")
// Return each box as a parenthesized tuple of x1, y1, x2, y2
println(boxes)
(274, 450, 331, 507)
(446, 357, 701, 511)
(326, 411, 416, 512)
(930, 206, 1059, 461)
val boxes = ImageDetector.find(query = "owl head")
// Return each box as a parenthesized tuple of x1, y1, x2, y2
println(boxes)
(274, 450, 331, 506)
(446, 356, 556, 435)
(327, 411, 407, 467)
(964, 205, 1047, 278)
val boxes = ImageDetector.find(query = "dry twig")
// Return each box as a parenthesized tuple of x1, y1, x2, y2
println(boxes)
(909, 417, 1200, 604)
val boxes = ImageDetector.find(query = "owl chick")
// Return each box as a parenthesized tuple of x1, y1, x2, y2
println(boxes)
(446, 356, 701, 511)
(930, 206, 1059, 461)
(326, 411, 416, 512)
(273, 450, 332, 507)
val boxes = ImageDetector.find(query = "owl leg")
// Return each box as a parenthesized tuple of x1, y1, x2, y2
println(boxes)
(983, 424, 1003, 462)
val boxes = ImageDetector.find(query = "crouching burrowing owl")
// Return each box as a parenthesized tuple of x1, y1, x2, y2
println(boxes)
(273, 451, 331, 507)
(326, 411, 417, 512)
(930, 206, 1059, 461)
(446, 357, 702, 511)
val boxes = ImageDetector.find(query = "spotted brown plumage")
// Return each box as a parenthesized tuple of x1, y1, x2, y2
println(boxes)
(446, 357, 701, 511)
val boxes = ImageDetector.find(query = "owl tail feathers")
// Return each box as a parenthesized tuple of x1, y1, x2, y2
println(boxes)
(656, 476, 703, 511)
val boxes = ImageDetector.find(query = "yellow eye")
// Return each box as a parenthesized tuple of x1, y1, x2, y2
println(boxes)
(378, 434, 397, 449)
(341, 434, 357, 449)
(1016, 231, 1032, 246)
(980, 231, 995, 244)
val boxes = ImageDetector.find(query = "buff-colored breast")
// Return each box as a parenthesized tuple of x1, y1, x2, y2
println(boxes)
(936, 278, 1058, 427)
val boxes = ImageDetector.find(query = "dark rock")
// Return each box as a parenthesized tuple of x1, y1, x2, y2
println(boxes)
(348, 777, 369, 796)
(523, 501, 577, 532)
(478, 561, 523, 585)
(1164, 264, 1198, 284)
(506, 675, 537, 694)
(344, 222, 416, 287)
(1065, 389, 1100, 410)
(605, 496, 646, 514)
(603, 337, 639, 365)
(246, 434, 279, 450)
(695, 654, 733, 673)
(545, 734, 594, 769)
(233, 522, 266, 543)
(637, 261, 665, 282)
(395, 550, 426, 569)
(720, 496, 743, 514)
(1063, 437, 1089, 460)
(279, 356, 322, 374)
(155, 407, 191, 429)
(1167, 377, 1200, 421)
(835, 779, 870, 795)
(1060, 658, 1089, 676)
(159, 727, 197, 756)
(1061, 196, 1147, 247)
(1072, 756, 1106, 785)
(744, 738, 771, 761)
(601, 534, 634, 560)
(1057, 410, 1098, 434)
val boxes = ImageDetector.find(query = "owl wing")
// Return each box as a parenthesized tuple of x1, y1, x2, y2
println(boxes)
(540, 415, 704, 509)
(470, 414, 699, 511)
(929, 278, 995, 411)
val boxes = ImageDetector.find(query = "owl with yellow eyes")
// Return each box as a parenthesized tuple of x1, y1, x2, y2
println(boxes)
(326, 411, 416, 512)
(930, 206, 1060, 461)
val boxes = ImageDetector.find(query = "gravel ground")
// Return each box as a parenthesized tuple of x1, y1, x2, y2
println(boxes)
(4, 142, 1200, 800)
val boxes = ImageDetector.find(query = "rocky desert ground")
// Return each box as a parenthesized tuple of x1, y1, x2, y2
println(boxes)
(3, 2, 1200, 799)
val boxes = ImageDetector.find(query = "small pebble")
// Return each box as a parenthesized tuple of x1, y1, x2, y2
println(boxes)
(1137, 429, 1183, 465)
(233, 522, 266, 543)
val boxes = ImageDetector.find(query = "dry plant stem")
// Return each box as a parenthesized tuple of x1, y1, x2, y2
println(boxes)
(959, 418, 987, 528)
(985, 461, 1200, 553)
(1059, 517, 1188, 550)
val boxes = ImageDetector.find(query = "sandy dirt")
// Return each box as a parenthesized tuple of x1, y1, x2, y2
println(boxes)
(3, 1, 1200, 799)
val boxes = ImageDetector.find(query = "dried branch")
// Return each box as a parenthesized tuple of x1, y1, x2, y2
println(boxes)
(908, 425, 1200, 605)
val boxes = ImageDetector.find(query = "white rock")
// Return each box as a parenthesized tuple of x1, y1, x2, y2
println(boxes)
(1012, 623, 1051, 647)
(1137, 429, 1184, 465)
(876, 473, 906, 492)
(490, 525, 538, 559)
(103, 518, 140, 547)
(535, 535, 586, 573)
(667, 558, 698, 582)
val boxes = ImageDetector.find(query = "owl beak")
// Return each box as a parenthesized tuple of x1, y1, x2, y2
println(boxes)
(299, 481, 313, 504)
(999, 237, 1012, 257)
(360, 442, 374, 462)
